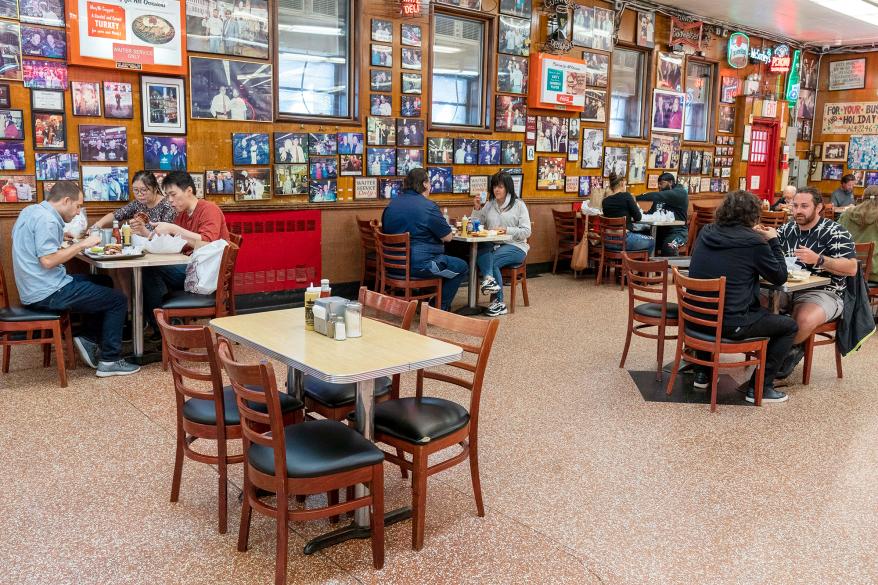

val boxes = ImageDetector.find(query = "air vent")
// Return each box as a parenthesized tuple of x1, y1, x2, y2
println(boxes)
(312, 0, 338, 17)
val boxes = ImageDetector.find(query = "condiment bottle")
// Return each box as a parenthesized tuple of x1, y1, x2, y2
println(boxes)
(320, 278, 331, 298)
(333, 316, 346, 341)
(121, 222, 131, 246)
(304, 284, 321, 331)
(344, 302, 362, 338)
(443, 207, 450, 226)
(111, 220, 121, 245)
(461, 215, 469, 236)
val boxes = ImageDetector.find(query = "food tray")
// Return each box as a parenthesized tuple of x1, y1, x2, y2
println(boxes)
(84, 250, 146, 261)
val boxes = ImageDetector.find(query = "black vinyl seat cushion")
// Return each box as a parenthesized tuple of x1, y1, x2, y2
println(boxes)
(684, 327, 766, 345)
(248, 419, 384, 478)
(634, 302, 679, 319)
(372, 397, 470, 444)
(0, 307, 61, 322)
(161, 290, 216, 310)
(304, 375, 392, 408)
(182, 385, 303, 426)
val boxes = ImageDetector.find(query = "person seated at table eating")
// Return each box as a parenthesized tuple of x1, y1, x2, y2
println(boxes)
(470, 171, 531, 316)
(771, 185, 797, 211)
(600, 172, 655, 255)
(381, 167, 468, 312)
(11, 181, 140, 377)
(90, 170, 176, 231)
(688, 190, 797, 403)
(831, 174, 856, 209)
(137, 171, 230, 337)
(839, 186, 878, 284)
(775, 187, 858, 377)
(636, 172, 688, 256)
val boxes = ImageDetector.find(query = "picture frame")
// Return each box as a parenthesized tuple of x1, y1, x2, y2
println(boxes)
(78, 125, 128, 163)
(628, 146, 647, 184)
(205, 170, 235, 195)
(396, 118, 424, 147)
(275, 132, 309, 162)
(651, 89, 686, 134)
(371, 44, 392, 68)
(427, 137, 453, 164)
(0, 21, 22, 82)
(370, 69, 391, 92)
(498, 15, 530, 57)
(367, 117, 396, 146)
(339, 154, 363, 176)
(367, 147, 396, 176)
(718, 105, 735, 134)
(70, 81, 102, 117)
(536, 156, 565, 190)
(234, 168, 272, 201)
(309, 156, 338, 180)
(720, 76, 740, 104)
(580, 128, 604, 169)
(396, 148, 423, 175)
(31, 88, 64, 112)
(648, 134, 681, 170)
(274, 164, 308, 195)
(0, 84, 9, 108)
(337, 132, 364, 155)
(823, 142, 848, 162)
(497, 54, 529, 95)
(495, 95, 527, 132)
(20, 24, 65, 59)
(309, 179, 337, 202)
(636, 12, 655, 49)
(0, 175, 37, 203)
(35, 152, 77, 180)
(847, 135, 878, 170)
(189, 56, 273, 122)
(354, 176, 378, 200)
(0, 108, 23, 139)
(20, 0, 63, 27)
(499, 0, 531, 18)
(603, 146, 628, 178)
(371, 19, 393, 43)
(452, 174, 470, 194)
(32, 111, 64, 150)
(428, 167, 453, 193)
(453, 138, 479, 164)
(401, 72, 421, 95)
(656, 52, 684, 92)
(379, 178, 402, 199)
(401, 47, 422, 70)
(232, 133, 271, 165)
(143, 135, 187, 171)
(81, 166, 129, 202)
(185, 0, 270, 60)
(401, 23, 422, 47)
(581, 89, 606, 122)
(22, 58, 66, 89)
(141, 75, 186, 135)
(103, 82, 134, 119)
(583, 51, 609, 88)
(828, 58, 866, 91)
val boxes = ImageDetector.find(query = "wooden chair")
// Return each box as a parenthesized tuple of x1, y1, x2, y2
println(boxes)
(375, 230, 443, 309)
(666, 268, 768, 412)
(759, 210, 787, 227)
(303, 287, 417, 421)
(551, 209, 579, 275)
(357, 217, 379, 290)
(823, 204, 835, 219)
(216, 337, 385, 584)
(156, 309, 304, 534)
(161, 242, 239, 370)
(371, 305, 499, 550)
(500, 258, 529, 313)
(684, 204, 715, 252)
(228, 231, 243, 248)
(0, 262, 74, 387)
(619, 255, 678, 380)
(595, 216, 648, 288)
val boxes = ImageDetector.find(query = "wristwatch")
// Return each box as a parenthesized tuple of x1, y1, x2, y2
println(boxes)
(817, 254, 826, 267)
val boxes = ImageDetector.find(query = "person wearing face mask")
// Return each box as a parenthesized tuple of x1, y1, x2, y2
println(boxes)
(471, 172, 531, 316)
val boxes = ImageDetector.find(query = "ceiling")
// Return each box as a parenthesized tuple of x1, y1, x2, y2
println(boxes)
(654, 0, 878, 46)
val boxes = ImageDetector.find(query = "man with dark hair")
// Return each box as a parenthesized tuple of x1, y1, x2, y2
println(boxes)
(636, 171, 689, 255)
(11, 181, 140, 376)
(139, 171, 230, 335)
(381, 168, 468, 311)
(831, 174, 856, 208)
(688, 190, 797, 402)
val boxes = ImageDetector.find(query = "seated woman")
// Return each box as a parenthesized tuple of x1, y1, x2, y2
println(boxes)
(839, 186, 878, 283)
(600, 172, 655, 254)
(471, 172, 531, 316)
(91, 170, 177, 232)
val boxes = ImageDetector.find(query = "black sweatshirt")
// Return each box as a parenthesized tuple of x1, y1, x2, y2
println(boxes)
(601, 191, 642, 231)
(636, 184, 689, 222)
(688, 224, 788, 326)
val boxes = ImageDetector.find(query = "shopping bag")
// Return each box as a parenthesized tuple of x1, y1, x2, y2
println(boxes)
(184, 240, 228, 294)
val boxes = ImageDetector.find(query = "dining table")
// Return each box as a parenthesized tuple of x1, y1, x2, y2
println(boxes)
(761, 273, 832, 313)
(209, 307, 463, 554)
(635, 217, 687, 240)
(452, 232, 512, 315)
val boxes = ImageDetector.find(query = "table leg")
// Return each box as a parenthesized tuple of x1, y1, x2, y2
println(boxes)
(769, 290, 781, 314)
(286, 367, 303, 401)
(456, 241, 482, 316)
(132, 266, 144, 358)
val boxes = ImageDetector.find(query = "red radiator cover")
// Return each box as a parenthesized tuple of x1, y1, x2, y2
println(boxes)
(225, 210, 321, 294)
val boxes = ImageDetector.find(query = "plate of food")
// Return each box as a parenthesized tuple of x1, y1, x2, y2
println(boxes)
(84, 244, 145, 260)
(131, 15, 176, 45)
(788, 270, 811, 282)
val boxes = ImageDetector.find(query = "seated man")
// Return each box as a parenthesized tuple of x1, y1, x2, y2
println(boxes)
(137, 171, 229, 335)
(689, 190, 797, 403)
(771, 185, 797, 211)
(11, 181, 140, 376)
(636, 172, 688, 256)
(830, 174, 856, 209)
(381, 167, 468, 311)
(776, 187, 858, 376)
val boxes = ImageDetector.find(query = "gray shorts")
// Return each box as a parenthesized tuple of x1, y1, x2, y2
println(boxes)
(790, 289, 844, 322)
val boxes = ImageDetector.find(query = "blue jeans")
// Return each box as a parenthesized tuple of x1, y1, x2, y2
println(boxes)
(143, 265, 188, 331)
(476, 243, 526, 302)
(657, 227, 688, 256)
(28, 274, 127, 361)
(412, 254, 468, 311)
(625, 232, 655, 254)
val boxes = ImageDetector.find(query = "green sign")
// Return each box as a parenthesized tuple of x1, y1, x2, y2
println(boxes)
(546, 68, 563, 92)
(786, 49, 802, 104)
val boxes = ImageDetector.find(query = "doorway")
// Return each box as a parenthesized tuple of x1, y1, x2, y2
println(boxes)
(745, 120, 778, 201)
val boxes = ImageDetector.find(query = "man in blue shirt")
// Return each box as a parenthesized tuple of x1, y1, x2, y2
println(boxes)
(11, 181, 139, 377)
(381, 168, 468, 311)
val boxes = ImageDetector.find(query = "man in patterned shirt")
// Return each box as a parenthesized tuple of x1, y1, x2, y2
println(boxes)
(776, 187, 858, 375)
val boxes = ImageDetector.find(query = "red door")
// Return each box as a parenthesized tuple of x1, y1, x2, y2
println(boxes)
(746, 120, 778, 201)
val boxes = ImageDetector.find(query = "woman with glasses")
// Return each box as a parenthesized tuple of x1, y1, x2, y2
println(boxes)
(91, 170, 176, 231)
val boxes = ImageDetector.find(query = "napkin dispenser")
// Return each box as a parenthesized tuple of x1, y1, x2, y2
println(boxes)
(312, 296, 349, 336)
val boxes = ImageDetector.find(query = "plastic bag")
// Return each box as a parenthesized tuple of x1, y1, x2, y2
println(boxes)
(132, 233, 187, 254)
(185, 240, 228, 294)
(63, 210, 87, 239)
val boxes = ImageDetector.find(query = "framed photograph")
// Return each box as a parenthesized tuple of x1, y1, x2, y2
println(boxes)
(401, 23, 422, 47)
(401, 47, 422, 70)
(370, 94, 392, 116)
(865, 171, 878, 187)
(205, 170, 235, 195)
(235, 168, 272, 201)
(500, 0, 531, 18)
(501, 140, 523, 165)
(82, 166, 129, 202)
(679, 150, 691, 174)
(309, 179, 337, 202)
(401, 95, 422, 117)
(718, 105, 735, 134)
(0, 175, 36, 203)
(22, 58, 66, 89)
(337, 132, 364, 155)
(636, 12, 655, 48)
(402, 72, 421, 94)
(852, 169, 866, 188)
(495, 95, 526, 132)
(648, 134, 681, 169)
(847, 136, 878, 170)
(701, 152, 713, 175)
(339, 154, 362, 176)
(367, 117, 396, 146)
(0, 109, 23, 139)
(497, 54, 528, 95)
(309, 156, 337, 180)
(428, 167, 453, 193)
(720, 76, 740, 104)
(0, 1, 17, 20)
(232, 133, 270, 165)
(428, 138, 453, 164)
(143, 135, 187, 170)
(628, 146, 647, 185)
(652, 90, 685, 134)
(454, 138, 479, 164)
(647, 174, 659, 189)
(274, 164, 308, 195)
(657, 53, 683, 92)
(0, 84, 8, 108)
(581, 128, 604, 169)
(20, 0, 63, 26)
(453, 174, 470, 194)
(370, 69, 392, 92)
(0, 21, 21, 82)
(801, 53, 818, 90)
(371, 19, 392, 43)
(572, 5, 593, 48)
(583, 52, 609, 87)
(371, 44, 392, 68)
(367, 147, 396, 176)
(20, 24, 65, 59)
(829, 58, 866, 91)
(603, 146, 628, 178)
(797, 89, 816, 120)
(396, 118, 424, 147)
(822, 163, 844, 181)
(71, 81, 102, 117)
(823, 142, 848, 162)
(353, 176, 378, 200)
(141, 76, 186, 134)
(35, 152, 76, 180)
(478, 139, 501, 165)
(397, 148, 423, 174)
(469, 175, 489, 195)
(564, 176, 578, 194)
(308, 132, 337, 156)
(581, 89, 606, 122)
(535, 116, 569, 153)
(379, 178, 402, 199)
(79, 125, 127, 162)
(589, 7, 613, 51)
(186, 0, 270, 58)
(274, 132, 308, 162)
(103, 82, 134, 119)
(32, 112, 64, 149)
(498, 15, 530, 57)
(799, 118, 813, 142)
(536, 156, 565, 190)
(691, 150, 703, 173)
(190, 56, 273, 121)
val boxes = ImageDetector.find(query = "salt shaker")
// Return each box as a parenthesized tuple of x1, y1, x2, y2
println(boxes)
(345, 302, 362, 338)
(333, 316, 346, 341)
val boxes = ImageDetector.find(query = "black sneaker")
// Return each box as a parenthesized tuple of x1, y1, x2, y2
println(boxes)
(776, 344, 806, 380)
(692, 370, 710, 389)
(746, 386, 788, 403)
(484, 300, 507, 316)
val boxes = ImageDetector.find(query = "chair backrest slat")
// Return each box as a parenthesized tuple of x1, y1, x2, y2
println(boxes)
(552, 209, 578, 240)
(623, 254, 669, 307)
(599, 215, 627, 248)
(0, 261, 8, 309)
(375, 230, 412, 282)
(156, 310, 223, 402)
(855, 242, 874, 276)
(759, 210, 787, 227)
(215, 243, 239, 318)
(357, 217, 378, 253)
(358, 286, 417, 329)
(672, 267, 726, 348)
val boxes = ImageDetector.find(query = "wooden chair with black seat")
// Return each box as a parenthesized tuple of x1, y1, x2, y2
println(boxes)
(551, 209, 579, 276)
(595, 216, 649, 288)
(216, 337, 385, 584)
(363, 304, 499, 550)
(161, 242, 239, 370)
(155, 309, 304, 534)
(357, 217, 379, 290)
(666, 268, 768, 412)
(374, 230, 442, 309)
(759, 210, 788, 228)
(499, 258, 529, 313)
(683, 204, 715, 253)
(0, 262, 75, 387)
(619, 254, 678, 380)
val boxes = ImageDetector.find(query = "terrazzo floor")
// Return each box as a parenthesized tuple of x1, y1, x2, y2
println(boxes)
(1, 274, 877, 585)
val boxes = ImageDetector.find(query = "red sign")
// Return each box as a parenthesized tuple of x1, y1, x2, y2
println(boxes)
(113, 43, 155, 65)
(669, 17, 702, 49)
(769, 44, 791, 74)
(400, 0, 421, 16)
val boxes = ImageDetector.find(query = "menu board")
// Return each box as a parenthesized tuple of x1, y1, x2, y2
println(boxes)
(68, 0, 186, 74)
(828, 58, 866, 91)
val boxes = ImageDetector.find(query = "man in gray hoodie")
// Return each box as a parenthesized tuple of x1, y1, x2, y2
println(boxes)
(636, 172, 688, 255)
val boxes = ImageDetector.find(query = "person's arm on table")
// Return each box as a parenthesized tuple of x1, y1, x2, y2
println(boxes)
(627, 194, 643, 222)
(793, 245, 858, 277)
(425, 203, 453, 243)
(39, 235, 101, 269)
(753, 225, 788, 285)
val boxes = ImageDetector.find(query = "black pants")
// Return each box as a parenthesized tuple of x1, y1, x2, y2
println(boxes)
(696, 311, 798, 388)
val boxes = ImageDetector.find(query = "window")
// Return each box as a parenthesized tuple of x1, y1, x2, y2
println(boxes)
(276, 0, 353, 119)
(684, 61, 714, 142)
(609, 48, 646, 139)
(431, 12, 487, 128)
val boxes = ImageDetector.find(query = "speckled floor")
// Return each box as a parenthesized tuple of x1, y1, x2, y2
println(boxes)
(1, 274, 876, 585)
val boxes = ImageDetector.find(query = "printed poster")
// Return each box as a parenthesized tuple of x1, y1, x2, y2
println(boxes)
(539, 57, 587, 108)
(822, 101, 878, 135)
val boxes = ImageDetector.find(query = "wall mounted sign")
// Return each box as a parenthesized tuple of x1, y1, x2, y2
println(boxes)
(727, 32, 749, 69)
(669, 17, 702, 49)
(769, 44, 791, 73)
(822, 101, 878, 134)
(785, 49, 801, 104)
(528, 52, 588, 111)
(749, 47, 772, 65)
(400, 0, 422, 17)
(828, 58, 867, 91)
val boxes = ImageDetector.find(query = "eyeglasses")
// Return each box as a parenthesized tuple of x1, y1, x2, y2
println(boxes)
(132, 187, 151, 194)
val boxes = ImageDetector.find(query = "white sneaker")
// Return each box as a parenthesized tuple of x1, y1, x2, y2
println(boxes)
(96, 359, 141, 377)
(484, 300, 507, 316)
(480, 276, 501, 295)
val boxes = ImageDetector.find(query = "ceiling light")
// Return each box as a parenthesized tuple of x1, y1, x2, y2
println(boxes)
(808, 0, 878, 26)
